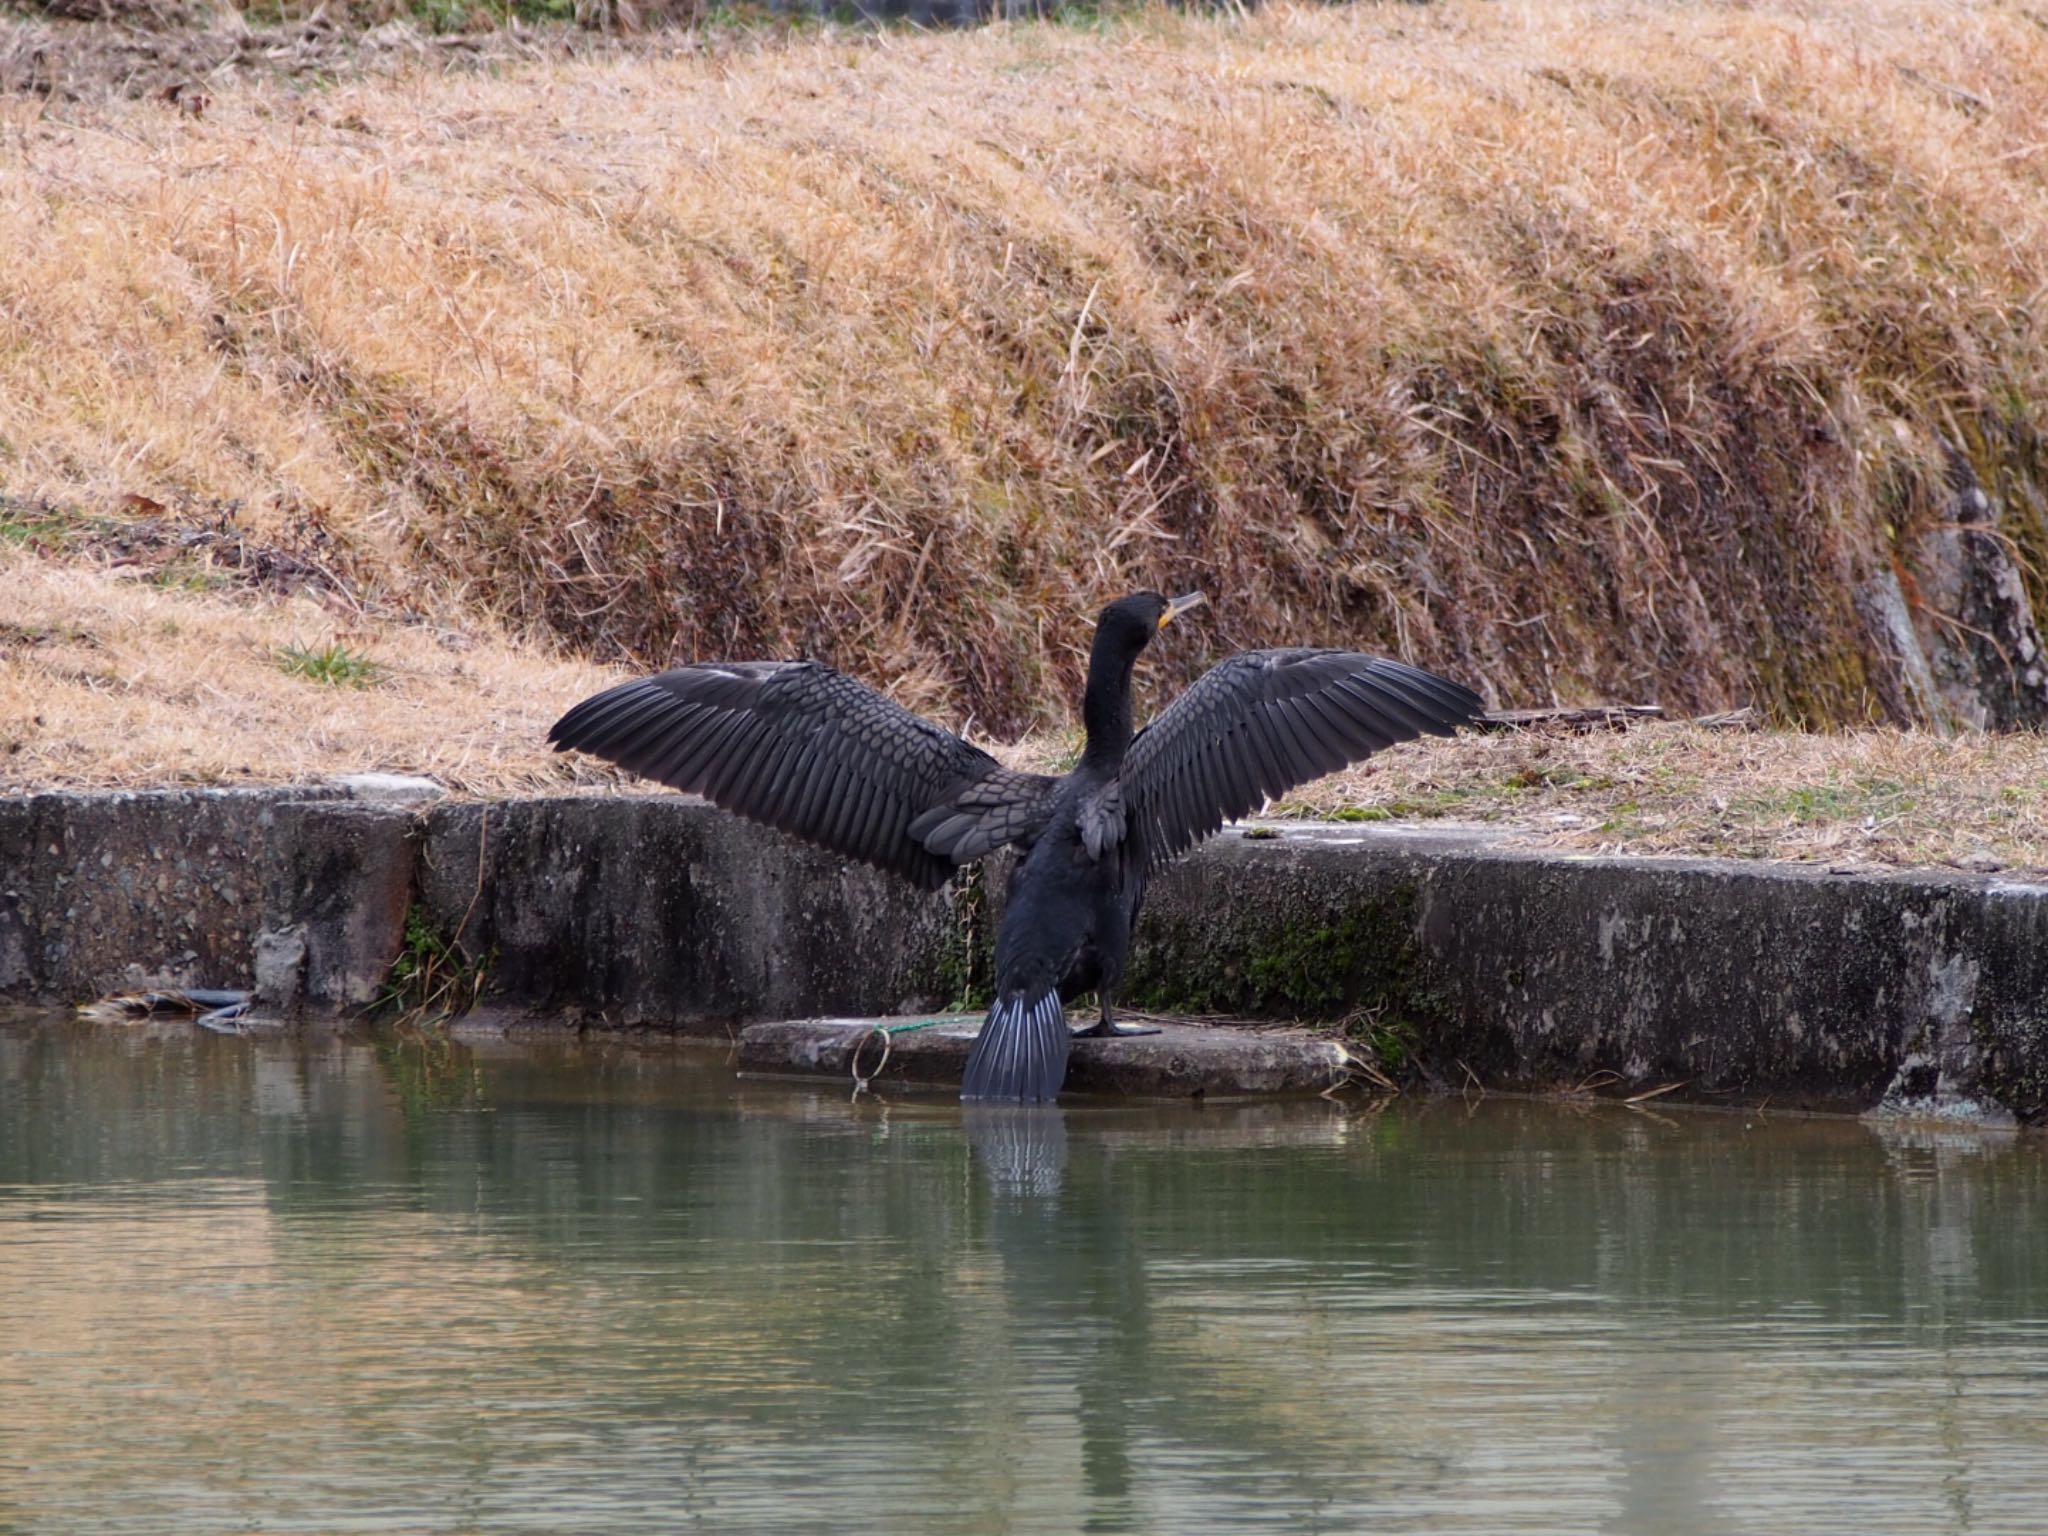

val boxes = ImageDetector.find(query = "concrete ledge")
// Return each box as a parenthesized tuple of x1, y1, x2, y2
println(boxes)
(0, 787, 408, 1010)
(0, 788, 974, 1027)
(414, 798, 977, 1028)
(737, 1017, 1350, 1098)
(4, 789, 2045, 1120)
(1123, 825, 2048, 1122)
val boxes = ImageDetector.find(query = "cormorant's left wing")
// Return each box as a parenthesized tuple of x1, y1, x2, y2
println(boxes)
(1117, 650, 1484, 872)
(550, 660, 1049, 889)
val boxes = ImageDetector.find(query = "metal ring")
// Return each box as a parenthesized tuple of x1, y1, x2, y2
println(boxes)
(849, 1024, 892, 1096)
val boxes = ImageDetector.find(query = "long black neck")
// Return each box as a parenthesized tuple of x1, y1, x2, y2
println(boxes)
(1080, 628, 1141, 770)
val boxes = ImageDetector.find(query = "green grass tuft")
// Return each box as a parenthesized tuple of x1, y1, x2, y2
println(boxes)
(374, 905, 494, 1023)
(0, 498, 78, 553)
(276, 641, 381, 687)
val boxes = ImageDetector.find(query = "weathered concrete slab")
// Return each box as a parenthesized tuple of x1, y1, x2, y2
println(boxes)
(737, 1017, 1350, 1098)
(0, 788, 976, 1027)
(0, 787, 408, 1009)
(414, 798, 978, 1030)
(1123, 824, 2048, 1123)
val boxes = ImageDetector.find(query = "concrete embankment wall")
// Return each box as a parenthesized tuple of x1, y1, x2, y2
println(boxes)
(2, 787, 2043, 1123)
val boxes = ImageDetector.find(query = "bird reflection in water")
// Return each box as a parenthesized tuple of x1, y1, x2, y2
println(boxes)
(960, 1100, 1162, 1521)
(961, 1105, 1070, 1199)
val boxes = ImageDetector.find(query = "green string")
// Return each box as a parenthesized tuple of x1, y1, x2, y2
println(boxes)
(880, 1016, 962, 1036)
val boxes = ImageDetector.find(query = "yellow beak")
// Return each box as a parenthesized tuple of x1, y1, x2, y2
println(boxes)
(1159, 591, 1207, 629)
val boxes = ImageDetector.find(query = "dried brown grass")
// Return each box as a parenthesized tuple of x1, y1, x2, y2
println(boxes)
(0, 553, 618, 790)
(3, 0, 2046, 733)
(1268, 723, 2048, 874)
(10, 548, 2048, 873)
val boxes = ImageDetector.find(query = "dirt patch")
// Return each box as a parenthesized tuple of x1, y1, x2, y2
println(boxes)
(1, 12, 557, 99)
(0, 0, 724, 102)
(16, 0, 210, 26)
(1, 0, 722, 101)
(2, 494, 367, 604)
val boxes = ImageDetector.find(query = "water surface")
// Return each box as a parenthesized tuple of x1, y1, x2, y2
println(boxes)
(2, 1009, 2044, 1533)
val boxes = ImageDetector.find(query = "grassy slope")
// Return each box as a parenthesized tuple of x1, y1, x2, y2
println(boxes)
(6, 0, 2048, 867)
(4, 0, 2047, 731)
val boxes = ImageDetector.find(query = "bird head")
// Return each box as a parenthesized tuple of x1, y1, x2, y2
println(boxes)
(1094, 591, 1206, 660)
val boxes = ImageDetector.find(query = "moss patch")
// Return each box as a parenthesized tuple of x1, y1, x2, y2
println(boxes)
(1124, 882, 1447, 1028)
(932, 860, 995, 1013)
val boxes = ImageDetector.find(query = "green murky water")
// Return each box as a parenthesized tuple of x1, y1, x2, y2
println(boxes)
(1, 1009, 2045, 1534)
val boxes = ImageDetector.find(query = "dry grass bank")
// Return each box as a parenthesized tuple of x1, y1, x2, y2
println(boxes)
(0, 554, 619, 790)
(9, 549, 2048, 873)
(3, 0, 2046, 734)
(1273, 722, 2048, 872)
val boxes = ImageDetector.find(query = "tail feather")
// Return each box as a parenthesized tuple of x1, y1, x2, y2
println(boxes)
(961, 989, 1071, 1103)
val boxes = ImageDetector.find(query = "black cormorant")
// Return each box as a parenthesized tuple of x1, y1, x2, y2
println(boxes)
(548, 592, 1485, 1102)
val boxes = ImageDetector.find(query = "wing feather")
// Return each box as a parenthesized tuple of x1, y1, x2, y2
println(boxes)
(907, 767, 1059, 862)
(840, 771, 873, 862)
(753, 733, 805, 825)
(1270, 698, 1328, 779)
(1296, 690, 1364, 757)
(667, 706, 745, 788)
(703, 714, 767, 805)
(1118, 651, 1484, 872)
(551, 662, 1042, 888)
(1295, 695, 1353, 772)
(790, 740, 836, 835)
(1336, 673, 1441, 740)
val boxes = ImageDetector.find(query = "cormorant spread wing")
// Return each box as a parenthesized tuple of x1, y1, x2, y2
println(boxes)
(1117, 649, 1485, 870)
(548, 660, 1052, 889)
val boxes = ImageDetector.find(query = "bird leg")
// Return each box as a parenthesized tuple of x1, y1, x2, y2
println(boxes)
(1072, 990, 1159, 1039)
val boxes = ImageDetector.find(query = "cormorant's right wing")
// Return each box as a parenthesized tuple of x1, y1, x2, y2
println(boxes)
(550, 661, 1050, 889)
(908, 768, 1058, 865)
(1117, 650, 1485, 872)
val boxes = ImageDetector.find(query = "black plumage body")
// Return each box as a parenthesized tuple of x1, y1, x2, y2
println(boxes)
(961, 762, 1143, 1102)
(548, 593, 1487, 1103)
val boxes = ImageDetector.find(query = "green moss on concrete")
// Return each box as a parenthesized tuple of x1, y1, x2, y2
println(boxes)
(1123, 881, 1448, 1028)
(1241, 915, 1370, 1017)
(932, 861, 995, 1012)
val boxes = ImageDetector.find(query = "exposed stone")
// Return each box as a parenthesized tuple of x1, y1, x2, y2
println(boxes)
(252, 925, 308, 1013)
(1855, 565, 1945, 725)
(1877, 443, 2048, 732)
(329, 773, 446, 804)
(737, 1017, 1350, 1098)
